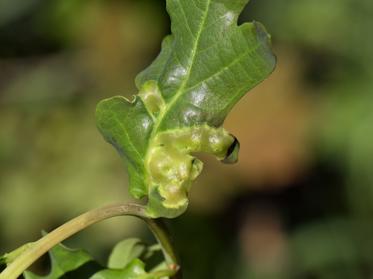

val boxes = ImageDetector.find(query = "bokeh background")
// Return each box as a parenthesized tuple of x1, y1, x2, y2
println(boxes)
(1, 0, 372, 278)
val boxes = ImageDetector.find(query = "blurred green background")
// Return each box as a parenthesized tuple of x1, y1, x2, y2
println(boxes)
(0, 0, 372, 278)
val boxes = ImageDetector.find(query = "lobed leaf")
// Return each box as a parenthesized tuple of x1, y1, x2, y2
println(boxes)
(22, 240, 169, 279)
(23, 243, 101, 279)
(96, 0, 276, 218)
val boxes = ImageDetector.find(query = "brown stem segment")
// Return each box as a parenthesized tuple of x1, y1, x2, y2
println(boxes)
(0, 203, 180, 279)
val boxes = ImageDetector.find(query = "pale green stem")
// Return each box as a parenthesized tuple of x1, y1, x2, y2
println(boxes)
(0, 203, 180, 279)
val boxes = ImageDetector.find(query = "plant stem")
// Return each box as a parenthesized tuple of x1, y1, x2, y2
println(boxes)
(0, 203, 180, 279)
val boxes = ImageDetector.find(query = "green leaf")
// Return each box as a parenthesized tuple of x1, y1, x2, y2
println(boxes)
(23, 243, 101, 279)
(90, 259, 170, 279)
(108, 238, 146, 269)
(96, 0, 276, 218)
(21, 240, 171, 279)
(90, 259, 146, 279)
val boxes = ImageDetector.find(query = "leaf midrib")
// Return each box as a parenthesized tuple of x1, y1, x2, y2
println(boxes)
(146, 0, 213, 152)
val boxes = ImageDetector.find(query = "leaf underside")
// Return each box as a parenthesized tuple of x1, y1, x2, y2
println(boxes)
(96, 0, 276, 218)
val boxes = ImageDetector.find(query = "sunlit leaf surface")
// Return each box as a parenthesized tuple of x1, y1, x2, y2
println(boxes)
(96, 0, 275, 218)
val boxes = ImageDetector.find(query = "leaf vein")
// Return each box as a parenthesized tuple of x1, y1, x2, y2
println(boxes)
(114, 116, 143, 163)
(177, 0, 197, 39)
(153, 0, 213, 133)
(184, 41, 263, 93)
